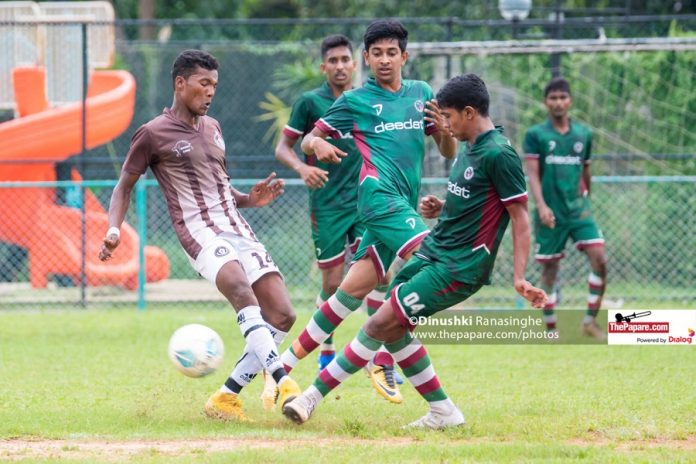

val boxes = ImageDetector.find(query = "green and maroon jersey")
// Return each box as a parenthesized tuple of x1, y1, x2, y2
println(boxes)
(418, 128, 528, 285)
(315, 77, 437, 211)
(283, 81, 361, 213)
(523, 119, 592, 220)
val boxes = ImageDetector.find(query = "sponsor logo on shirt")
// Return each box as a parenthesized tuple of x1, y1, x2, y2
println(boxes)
(172, 140, 193, 157)
(548, 141, 556, 151)
(545, 155, 582, 165)
(374, 119, 423, 133)
(372, 104, 383, 115)
(448, 181, 470, 199)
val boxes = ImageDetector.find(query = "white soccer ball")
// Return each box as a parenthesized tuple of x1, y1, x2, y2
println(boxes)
(168, 324, 224, 378)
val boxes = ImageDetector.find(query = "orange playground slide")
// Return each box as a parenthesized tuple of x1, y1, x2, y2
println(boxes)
(0, 67, 169, 290)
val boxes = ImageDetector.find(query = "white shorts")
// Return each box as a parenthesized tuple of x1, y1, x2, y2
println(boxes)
(189, 233, 282, 285)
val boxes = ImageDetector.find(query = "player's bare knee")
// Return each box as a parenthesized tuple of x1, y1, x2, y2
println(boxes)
(267, 308, 295, 332)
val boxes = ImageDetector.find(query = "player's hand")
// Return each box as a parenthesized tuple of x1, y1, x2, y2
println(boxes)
(99, 232, 120, 261)
(538, 204, 556, 229)
(313, 138, 347, 164)
(514, 279, 548, 309)
(249, 172, 285, 207)
(424, 99, 451, 136)
(420, 194, 444, 219)
(297, 164, 329, 189)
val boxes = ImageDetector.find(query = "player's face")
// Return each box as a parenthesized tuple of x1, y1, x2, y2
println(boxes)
(363, 38, 408, 86)
(545, 90, 572, 119)
(321, 46, 355, 89)
(439, 106, 470, 141)
(176, 66, 219, 117)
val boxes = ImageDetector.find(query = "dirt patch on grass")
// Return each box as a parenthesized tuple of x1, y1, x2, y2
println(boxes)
(2, 436, 694, 461)
(0, 437, 414, 461)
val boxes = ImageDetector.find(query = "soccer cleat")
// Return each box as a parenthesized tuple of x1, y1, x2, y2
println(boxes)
(394, 370, 404, 385)
(404, 407, 465, 429)
(204, 391, 250, 422)
(582, 320, 607, 341)
(318, 351, 335, 372)
(282, 392, 317, 425)
(260, 370, 278, 411)
(277, 376, 302, 409)
(367, 365, 403, 404)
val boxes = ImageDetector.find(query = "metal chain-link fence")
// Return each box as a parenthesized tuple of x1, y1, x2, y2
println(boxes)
(0, 176, 694, 309)
(0, 14, 695, 310)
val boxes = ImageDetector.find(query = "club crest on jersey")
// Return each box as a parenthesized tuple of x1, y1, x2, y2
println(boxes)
(214, 246, 230, 257)
(172, 140, 193, 157)
(372, 104, 383, 116)
(214, 130, 225, 150)
(573, 141, 584, 153)
(464, 166, 475, 180)
(414, 100, 424, 112)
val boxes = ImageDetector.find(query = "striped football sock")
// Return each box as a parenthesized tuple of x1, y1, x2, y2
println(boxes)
(281, 289, 362, 372)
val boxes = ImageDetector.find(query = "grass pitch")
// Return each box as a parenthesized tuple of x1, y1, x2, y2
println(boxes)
(0, 307, 693, 463)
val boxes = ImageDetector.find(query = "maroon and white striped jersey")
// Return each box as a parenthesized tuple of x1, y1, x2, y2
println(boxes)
(122, 108, 257, 260)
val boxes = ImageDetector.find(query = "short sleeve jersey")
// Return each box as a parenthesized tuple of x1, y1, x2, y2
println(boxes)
(316, 78, 437, 208)
(283, 82, 361, 212)
(523, 120, 592, 219)
(418, 128, 528, 285)
(122, 108, 257, 260)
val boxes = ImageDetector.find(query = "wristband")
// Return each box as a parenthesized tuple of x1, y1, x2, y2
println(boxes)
(106, 226, 120, 238)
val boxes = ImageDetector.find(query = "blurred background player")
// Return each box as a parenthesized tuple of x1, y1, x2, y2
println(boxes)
(279, 19, 457, 404)
(523, 77, 608, 339)
(283, 73, 547, 428)
(274, 34, 389, 378)
(99, 49, 301, 421)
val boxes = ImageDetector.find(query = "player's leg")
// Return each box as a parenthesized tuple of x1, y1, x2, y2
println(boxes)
(194, 237, 299, 420)
(279, 235, 382, 373)
(534, 218, 568, 333)
(284, 257, 474, 428)
(317, 264, 344, 370)
(573, 218, 607, 339)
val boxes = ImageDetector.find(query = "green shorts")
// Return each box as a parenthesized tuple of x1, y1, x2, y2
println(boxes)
(388, 255, 482, 328)
(312, 208, 365, 269)
(534, 213, 604, 262)
(352, 191, 429, 281)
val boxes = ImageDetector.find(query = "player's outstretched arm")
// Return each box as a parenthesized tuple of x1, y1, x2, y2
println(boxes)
(425, 100, 457, 159)
(99, 171, 140, 261)
(275, 133, 329, 189)
(506, 201, 548, 308)
(419, 194, 444, 219)
(301, 127, 347, 164)
(234, 172, 285, 208)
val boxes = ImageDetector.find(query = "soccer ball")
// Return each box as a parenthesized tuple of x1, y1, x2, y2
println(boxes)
(168, 324, 224, 378)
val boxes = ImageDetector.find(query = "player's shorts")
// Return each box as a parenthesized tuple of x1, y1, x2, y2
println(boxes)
(188, 232, 282, 285)
(352, 189, 429, 281)
(312, 208, 365, 269)
(388, 255, 482, 329)
(534, 213, 604, 262)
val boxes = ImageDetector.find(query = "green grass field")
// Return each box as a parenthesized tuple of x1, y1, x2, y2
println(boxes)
(1, 307, 694, 463)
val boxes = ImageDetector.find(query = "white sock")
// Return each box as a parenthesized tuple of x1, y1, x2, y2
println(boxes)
(429, 398, 457, 415)
(237, 306, 285, 380)
(228, 322, 287, 388)
(305, 384, 324, 404)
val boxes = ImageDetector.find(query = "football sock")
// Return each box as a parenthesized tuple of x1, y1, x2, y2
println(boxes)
(586, 271, 605, 322)
(281, 289, 362, 372)
(237, 306, 288, 384)
(317, 290, 335, 355)
(542, 286, 557, 330)
(222, 322, 287, 393)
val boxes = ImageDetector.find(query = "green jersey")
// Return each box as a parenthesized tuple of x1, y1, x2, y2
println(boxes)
(523, 119, 592, 219)
(284, 81, 361, 212)
(316, 78, 437, 212)
(418, 128, 528, 285)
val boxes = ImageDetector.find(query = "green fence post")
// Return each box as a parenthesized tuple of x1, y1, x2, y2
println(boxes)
(135, 179, 147, 310)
